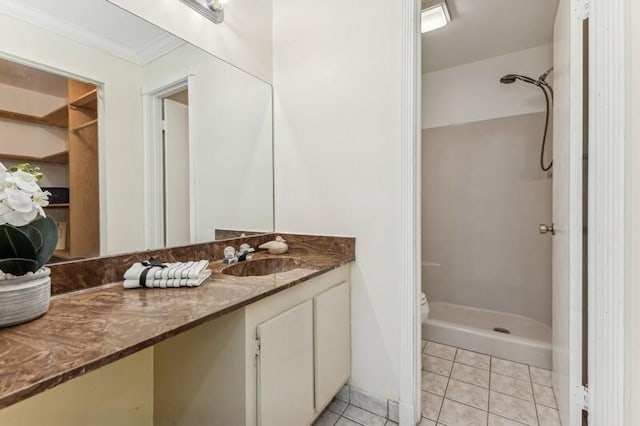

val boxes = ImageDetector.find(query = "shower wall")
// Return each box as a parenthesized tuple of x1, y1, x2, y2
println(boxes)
(422, 114, 552, 325)
(422, 45, 554, 326)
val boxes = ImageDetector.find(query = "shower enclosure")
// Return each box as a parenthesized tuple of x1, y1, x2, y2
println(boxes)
(421, 65, 555, 369)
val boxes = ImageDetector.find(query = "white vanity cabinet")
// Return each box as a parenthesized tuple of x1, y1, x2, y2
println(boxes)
(154, 265, 351, 426)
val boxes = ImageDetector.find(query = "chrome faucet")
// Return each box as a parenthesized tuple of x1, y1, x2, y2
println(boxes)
(223, 243, 255, 264)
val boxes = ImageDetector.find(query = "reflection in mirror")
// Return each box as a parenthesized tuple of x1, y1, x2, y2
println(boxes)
(0, 0, 274, 263)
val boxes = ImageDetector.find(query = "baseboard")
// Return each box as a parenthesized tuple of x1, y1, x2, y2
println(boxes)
(335, 384, 404, 424)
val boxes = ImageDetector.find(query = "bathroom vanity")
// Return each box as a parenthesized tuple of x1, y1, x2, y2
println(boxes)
(0, 234, 354, 426)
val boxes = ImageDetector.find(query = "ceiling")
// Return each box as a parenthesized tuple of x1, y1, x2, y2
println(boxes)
(0, 0, 184, 65)
(422, 0, 559, 72)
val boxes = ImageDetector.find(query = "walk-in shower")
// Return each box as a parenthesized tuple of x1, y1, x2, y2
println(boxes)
(500, 68, 554, 171)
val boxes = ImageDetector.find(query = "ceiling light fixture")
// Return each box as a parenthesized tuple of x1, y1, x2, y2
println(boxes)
(421, 1, 451, 33)
(180, 0, 229, 24)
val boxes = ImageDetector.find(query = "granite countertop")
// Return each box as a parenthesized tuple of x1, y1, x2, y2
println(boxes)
(0, 234, 355, 409)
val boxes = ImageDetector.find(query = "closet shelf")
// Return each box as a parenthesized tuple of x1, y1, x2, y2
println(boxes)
(71, 119, 98, 133)
(0, 150, 69, 164)
(0, 107, 68, 129)
(70, 89, 98, 111)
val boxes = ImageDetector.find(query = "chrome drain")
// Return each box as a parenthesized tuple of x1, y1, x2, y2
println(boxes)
(493, 327, 511, 334)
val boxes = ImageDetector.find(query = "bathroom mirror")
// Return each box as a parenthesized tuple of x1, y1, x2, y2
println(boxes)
(0, 0, 274, 262)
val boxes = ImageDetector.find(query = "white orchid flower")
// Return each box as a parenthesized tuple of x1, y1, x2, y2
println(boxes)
(2, 208, 38, 227)
(12, 170, 40, 193)
(7, 189, 34, 213)
(0, 164, 48, 227)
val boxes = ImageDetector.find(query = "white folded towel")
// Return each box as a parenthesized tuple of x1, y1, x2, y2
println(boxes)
(123, 259, 211, 289)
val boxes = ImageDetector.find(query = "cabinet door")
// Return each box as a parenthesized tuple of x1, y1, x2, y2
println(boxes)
(314, 281, 351, 409)
(257, 300, 314, 426)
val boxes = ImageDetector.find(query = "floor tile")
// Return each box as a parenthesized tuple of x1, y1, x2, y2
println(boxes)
(532, 383, 557, 408)
(421, 390, 444, 421)
(342, 405, 386, 426)
(489, 391, 537, 425)
(491, 358, 530, 381)
(385, 421, 398, 426)
(314, 410, 340, 426)
(423, 354, 454, 376)
(422, 339, 428, 352)
(530, 367, 553, 387)
(445, 378, 489, 410)
(422, 370, 449, 396)
(336, 385, 350, 403)
(488, 413, 528, 425)
(425, 341, 457, 361)
(335, 418, 361, 426)
(418, 418, 437, 426)
(439, 398, 487, 426)
(536, 404, 561, 426)
(327, 398, 348, 415)
(451, 362, 490, 388)
(455, 349, 491, 370)
(490, 372, 533, 401)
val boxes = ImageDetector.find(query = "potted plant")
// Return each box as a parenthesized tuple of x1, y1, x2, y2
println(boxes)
(0, 163, 57, 327)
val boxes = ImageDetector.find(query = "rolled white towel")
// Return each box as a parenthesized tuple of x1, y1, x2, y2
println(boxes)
(124, 270, 211, 289)
(123, 259, 211, 289)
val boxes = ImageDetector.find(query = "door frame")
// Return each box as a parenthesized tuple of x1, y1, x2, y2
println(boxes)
(403, 0, 639, 423)
(0, 50, 109, 255)
(142, 69, 196, 249)
(399, 0, 421, 424)
(588, 0, 635, 423)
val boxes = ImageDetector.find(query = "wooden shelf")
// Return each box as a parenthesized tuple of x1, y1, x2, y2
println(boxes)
(70, 89, 97, 111)
(71, 119, 97, 133)
(0, 108, 68, 129)
(0, 151, 69, 164)
(41, 105, 69, 127)
(46, 203, 69, 208)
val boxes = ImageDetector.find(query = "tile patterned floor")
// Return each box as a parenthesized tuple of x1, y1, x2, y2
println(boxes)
(315, 340, 561, 426)
(419, 340, 561, 426)
(313, 398, 397, 426)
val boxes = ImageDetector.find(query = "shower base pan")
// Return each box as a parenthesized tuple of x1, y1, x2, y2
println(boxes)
(422, 302, 552, 369)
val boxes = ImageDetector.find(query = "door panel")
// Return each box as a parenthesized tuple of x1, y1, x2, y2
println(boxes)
(163, 98, 190, 246)
(257, 300, 314, 426)
(314, 281, 351, 410)
(552, 1, 584, 425)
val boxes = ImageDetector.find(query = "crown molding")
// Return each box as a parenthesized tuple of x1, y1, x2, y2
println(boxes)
(0, 0, 184, 66)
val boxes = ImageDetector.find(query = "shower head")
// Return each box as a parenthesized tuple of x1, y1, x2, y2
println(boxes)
(499, 74, 538, 85)
(499, 74, 518, 84)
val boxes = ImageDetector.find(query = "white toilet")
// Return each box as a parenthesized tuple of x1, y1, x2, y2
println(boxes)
(421, 292, 429, 323)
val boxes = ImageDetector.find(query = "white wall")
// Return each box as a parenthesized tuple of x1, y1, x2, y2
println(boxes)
(0, 83, 67, 157)
(272, 0, 403, 401)
(107, 0, 273, 83)
(422, 113, 553, 325)
(0, 13, 146, 255)
(422, 44, 553, 129)
(143, 43, 274, 241)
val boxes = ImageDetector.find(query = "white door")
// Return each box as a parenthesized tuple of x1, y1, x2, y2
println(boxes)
(163, 98, 190, 246)
(552, 1, 585, 425)
(257, 300, 315, 426)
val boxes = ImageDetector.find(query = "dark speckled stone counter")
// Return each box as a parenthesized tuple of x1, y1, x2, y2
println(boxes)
(0, 233, 355, 409)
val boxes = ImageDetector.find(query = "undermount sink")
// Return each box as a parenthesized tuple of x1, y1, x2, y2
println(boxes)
(221, 257, 302, 277)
